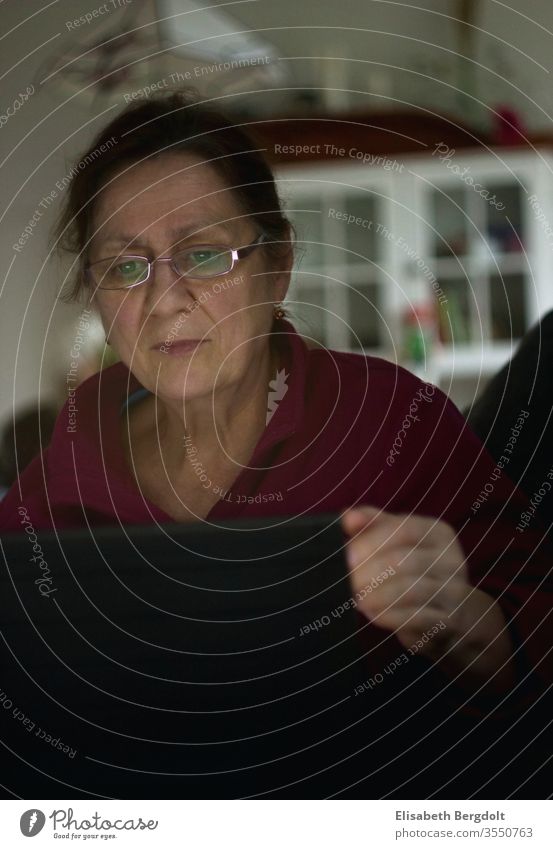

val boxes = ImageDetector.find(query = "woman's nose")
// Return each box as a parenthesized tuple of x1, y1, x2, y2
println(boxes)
(143, 259, 196, 311)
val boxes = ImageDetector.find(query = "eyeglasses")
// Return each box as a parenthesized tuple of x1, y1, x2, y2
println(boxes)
(85, 233, 266, 291)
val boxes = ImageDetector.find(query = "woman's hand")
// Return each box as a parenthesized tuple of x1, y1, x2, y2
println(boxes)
(341, 505, 516, 693)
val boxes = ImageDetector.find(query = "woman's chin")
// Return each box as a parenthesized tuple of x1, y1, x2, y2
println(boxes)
(154, 372, 213, 403)
(126, 351, 210, 401)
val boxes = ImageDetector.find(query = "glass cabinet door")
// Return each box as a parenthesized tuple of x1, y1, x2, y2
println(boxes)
(486, 183, 524, 254)
(281, 180, 386, 352)
(426, 177, 526, 348)
(431, 187, 468, 258)
(489, 273, 526, 340)
(346, 281, 381, 349)
(346, 195, 381, 348)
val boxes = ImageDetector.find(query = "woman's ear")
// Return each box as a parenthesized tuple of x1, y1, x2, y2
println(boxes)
(272, 228, 294, 304)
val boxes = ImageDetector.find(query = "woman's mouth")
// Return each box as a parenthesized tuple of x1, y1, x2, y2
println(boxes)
(153, 339, 206, 356)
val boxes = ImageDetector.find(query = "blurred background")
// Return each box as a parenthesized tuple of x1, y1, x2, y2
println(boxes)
(2, 0, 553, 486)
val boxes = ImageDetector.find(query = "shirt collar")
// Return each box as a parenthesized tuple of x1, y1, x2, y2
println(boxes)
(248, 317, 307, 461)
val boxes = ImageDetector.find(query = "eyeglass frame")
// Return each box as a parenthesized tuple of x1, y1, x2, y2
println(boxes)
(84, 232, 268, 291)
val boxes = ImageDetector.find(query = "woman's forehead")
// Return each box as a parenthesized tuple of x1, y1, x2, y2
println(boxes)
(107, 153, 228, 194)
(91, 218, 239, 253)
(91, 154, 243, 236)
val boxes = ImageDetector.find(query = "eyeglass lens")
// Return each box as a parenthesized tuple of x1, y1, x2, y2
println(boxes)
(91, 247, 233, 289)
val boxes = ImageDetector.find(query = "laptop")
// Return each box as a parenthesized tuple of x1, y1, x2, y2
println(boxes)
(0, 513, 376, 799)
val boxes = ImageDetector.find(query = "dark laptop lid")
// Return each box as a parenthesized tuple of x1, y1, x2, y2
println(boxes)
(0, 514, 371, 799)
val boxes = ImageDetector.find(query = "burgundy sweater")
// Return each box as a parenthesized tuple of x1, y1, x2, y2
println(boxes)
(2, 320, 552, 710)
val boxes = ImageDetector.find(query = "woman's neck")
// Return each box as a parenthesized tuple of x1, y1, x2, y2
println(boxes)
(126, 338, 281, 477)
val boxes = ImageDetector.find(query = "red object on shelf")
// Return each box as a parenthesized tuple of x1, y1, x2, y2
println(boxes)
(492, 106, 527, 146)
(401, 279, 439, 365)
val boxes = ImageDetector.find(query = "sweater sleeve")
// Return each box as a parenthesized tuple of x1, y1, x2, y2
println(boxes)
(378, 375, 553, 713)
(465, 310, 553, 531)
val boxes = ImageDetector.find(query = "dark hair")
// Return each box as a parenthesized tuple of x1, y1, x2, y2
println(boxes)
(53, 89, 293, 302)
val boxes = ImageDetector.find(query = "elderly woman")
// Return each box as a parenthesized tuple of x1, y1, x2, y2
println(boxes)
(1, 93, 551, 770)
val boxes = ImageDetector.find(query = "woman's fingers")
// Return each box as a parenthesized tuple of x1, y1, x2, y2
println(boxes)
(342, 506, 458, 569)
(341, 505, 381, 536)
(340, 505, 469, 647)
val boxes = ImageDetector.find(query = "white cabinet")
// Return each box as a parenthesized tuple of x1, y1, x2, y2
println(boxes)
(276, 149, 553, 403)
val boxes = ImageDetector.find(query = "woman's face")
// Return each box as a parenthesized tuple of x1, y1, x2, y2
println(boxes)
(88, 152, 291, 403)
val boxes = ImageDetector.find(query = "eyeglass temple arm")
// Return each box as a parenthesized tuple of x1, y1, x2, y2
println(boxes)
(235, 233, 268, 259)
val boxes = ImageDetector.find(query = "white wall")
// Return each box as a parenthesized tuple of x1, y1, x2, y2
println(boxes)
(0, 0, 122, 426)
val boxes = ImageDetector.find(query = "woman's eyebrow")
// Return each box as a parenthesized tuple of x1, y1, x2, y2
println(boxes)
(99, 222, 234, 247)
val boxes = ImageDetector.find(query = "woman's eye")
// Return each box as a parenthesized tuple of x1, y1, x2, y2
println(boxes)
(188, 249, 221, 264)
(115, 260, 137, 275)
(115, 260, 142, 277)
